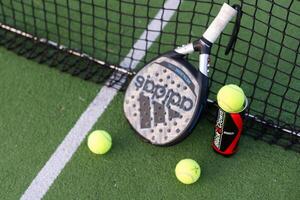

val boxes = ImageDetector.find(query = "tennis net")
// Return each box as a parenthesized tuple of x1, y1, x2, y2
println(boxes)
(0, 0, 299, 151)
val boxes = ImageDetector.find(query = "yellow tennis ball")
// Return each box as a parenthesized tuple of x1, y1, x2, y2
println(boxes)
(175, 159, 201, 184)
(87, 130, 112, 154)
(217, 84, 245, 113)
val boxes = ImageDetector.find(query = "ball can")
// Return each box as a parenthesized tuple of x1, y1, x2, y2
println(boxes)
(212, 108, 244, 156)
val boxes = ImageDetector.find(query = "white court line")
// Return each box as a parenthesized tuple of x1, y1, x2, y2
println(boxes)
(20, 1, 181, 199)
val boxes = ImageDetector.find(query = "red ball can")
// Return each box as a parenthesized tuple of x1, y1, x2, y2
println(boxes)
(212, 85, 248, 156)
(212, 108, 244, 156)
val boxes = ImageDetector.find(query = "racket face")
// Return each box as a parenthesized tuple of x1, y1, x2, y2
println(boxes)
(124, 52, 206, 145)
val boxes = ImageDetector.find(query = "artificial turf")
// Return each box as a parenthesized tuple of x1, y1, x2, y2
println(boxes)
(44, 92, 300, 200)
(0, 47, 100, 199)
(0, 44, 298, 200)
(0, 0, 299, 199)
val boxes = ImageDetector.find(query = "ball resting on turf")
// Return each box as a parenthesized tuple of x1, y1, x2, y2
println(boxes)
(217, 84, 245, 113)
(87, 130, 112, 154)
(175, 159, 201, 184)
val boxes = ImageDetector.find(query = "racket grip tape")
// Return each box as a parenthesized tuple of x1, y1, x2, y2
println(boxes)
(203, 3, 237, 44)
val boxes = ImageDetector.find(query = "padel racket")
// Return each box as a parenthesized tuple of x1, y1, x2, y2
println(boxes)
(124, 3, 239, 146)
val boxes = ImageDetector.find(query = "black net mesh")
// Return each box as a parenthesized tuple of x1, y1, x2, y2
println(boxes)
(0, 0, 299, 151)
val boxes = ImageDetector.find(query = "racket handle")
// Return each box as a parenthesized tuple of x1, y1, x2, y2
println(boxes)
(203, 3, 237, 44)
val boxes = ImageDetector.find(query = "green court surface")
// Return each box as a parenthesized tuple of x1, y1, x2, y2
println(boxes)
(0, 47, 100, 199)
(44, 93, 300, 200)
(0, 46, 299, 199)
(0, 0, 300, 199)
